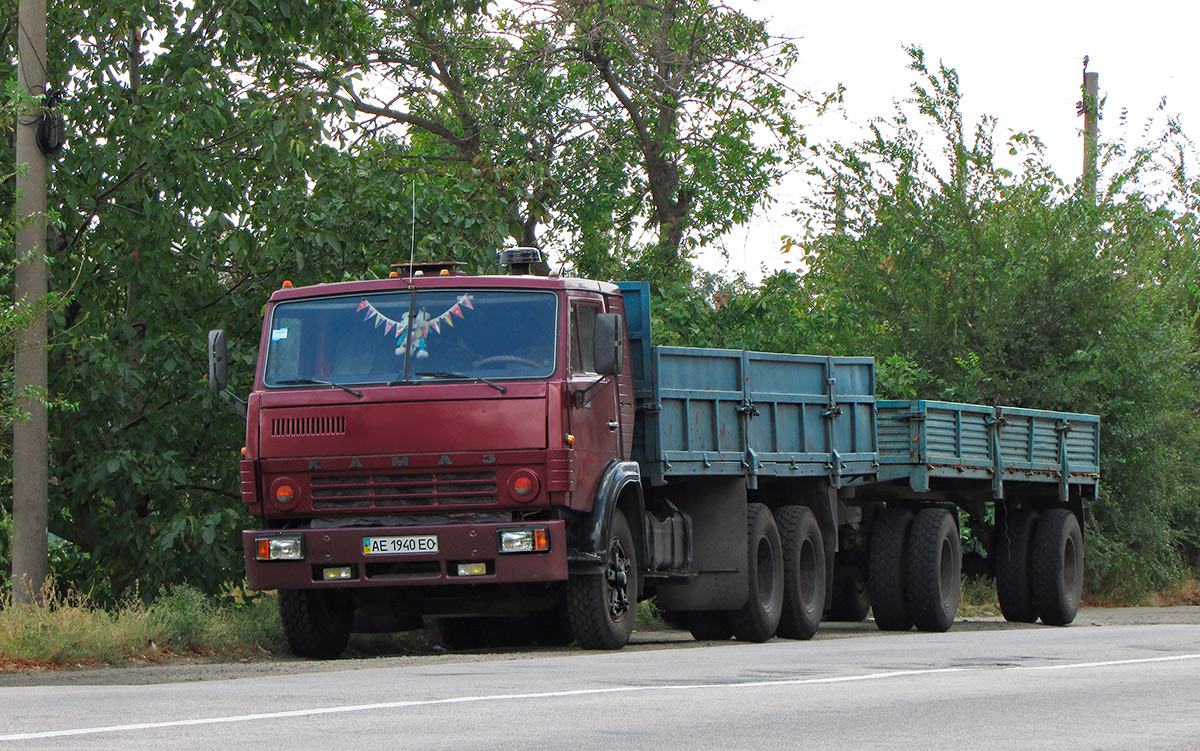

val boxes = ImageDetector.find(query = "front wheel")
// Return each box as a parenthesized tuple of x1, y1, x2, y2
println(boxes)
(567, 508, 638, 649)
(279, 589, 353, 659)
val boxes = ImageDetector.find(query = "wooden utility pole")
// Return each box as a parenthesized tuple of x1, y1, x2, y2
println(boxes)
(12, 0, 50, 605)
(1081, 63, 1100, 201)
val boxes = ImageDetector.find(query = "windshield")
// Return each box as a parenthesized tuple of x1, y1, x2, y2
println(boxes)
(263, 290, 558, 387)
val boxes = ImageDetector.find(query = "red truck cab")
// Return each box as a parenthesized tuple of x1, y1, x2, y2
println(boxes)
(211, 259, 638, 656)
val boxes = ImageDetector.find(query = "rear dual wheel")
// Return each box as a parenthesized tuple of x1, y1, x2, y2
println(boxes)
(868, 507, 961, 633)
(906, 508, 961, 633)
(996, 509, 1040, 623)
(728, 503, 785, 642)
(775, 505, 826, 640)
(1032, 509, 1084, 626)
(996, 507, 1084, 626)
(869, 509, 914, 631)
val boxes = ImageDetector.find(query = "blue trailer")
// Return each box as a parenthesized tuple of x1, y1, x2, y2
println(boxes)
(618, 282, 1098, 638)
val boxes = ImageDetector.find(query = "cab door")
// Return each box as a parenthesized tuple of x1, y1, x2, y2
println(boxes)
(566, 299, 621, 509)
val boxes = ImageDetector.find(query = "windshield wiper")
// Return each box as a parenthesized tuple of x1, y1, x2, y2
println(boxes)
(275, 378, 363, 398)
(411, 370, 507, 394)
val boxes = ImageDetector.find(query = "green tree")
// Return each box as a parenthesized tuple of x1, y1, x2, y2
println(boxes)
(1, 0, 373, 600)
(555, 0, 806, 274)
(787, 48, 1200, 596)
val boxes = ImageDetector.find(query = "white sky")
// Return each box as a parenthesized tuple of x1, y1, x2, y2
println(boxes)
(702, 0, 1199, 280)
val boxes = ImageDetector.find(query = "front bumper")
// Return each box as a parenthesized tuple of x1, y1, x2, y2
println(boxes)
(243, 520, 568, 590)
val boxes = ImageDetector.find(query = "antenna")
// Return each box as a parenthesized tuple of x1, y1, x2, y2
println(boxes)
(408, 178, 416, 281)
(401, 177, 418, 383)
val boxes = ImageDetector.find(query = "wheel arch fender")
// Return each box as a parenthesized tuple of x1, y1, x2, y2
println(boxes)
(569, 461, 645, 575)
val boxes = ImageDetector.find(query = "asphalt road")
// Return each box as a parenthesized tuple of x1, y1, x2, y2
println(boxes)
(3, 615, 1199, 751)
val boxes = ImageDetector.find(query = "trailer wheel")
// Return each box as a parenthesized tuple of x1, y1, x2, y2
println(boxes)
(1032, 508, 1084, 626)
(905, 508, 961, 632)
(729, 503, 784, 642)
(775, 505, 826, 640)
(869, 508, 914, 631)
(567, 508, 638, 649)
(686, 611, 734, 641)
(827, 554, 871, 622)
(996, 508, 1040, 623)
(278, 589, 353, 659)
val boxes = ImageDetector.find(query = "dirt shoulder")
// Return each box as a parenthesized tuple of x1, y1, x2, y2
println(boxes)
(3, 606, 1198, 688)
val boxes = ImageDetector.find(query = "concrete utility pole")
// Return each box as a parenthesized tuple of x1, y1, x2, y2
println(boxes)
(1081, 62, 1100, 201)
(12, 0, 50, 605)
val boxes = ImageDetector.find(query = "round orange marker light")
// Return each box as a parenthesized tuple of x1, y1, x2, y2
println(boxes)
(282, 280, 293, 288)
(507, 470, 540, 502)
(271, 478, 299, 507)
(565, 434, 575, 445)
(389, 271, 399, 278)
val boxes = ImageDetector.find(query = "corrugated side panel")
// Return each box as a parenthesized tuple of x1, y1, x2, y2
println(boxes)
(1066, 419, 1100, 472)
(875, 402, 915, 463)
(999, 406, 1100, 475)
(926, 403, 992, 467)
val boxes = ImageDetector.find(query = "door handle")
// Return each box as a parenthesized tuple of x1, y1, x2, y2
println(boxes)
(607, 421, 620, 430)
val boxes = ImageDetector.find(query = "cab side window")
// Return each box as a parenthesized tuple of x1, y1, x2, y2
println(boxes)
(570, 305, 598, 374)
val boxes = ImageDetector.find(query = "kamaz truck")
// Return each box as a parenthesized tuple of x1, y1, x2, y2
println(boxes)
(208, 250, 1098, 657)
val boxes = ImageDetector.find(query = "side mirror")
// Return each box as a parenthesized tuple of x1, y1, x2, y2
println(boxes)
(593, 313, 624, 376)
(208, 329, 229, 393)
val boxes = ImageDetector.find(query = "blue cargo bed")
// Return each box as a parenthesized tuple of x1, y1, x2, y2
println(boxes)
(875, 399, 1100, 500)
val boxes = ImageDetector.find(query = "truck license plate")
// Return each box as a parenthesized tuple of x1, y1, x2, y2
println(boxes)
(363, 535, 439, 555)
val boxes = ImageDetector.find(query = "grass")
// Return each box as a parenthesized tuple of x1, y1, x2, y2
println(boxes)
(957, 575, 1001, 618)
(0, 585, 284, 670)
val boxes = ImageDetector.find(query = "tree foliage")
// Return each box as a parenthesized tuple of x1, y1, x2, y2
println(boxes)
(2, 0, 810, 601)
(661, 48, 1200, 597)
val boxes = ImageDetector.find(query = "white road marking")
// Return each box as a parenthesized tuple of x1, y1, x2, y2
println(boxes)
(2, 653, 1198, 742)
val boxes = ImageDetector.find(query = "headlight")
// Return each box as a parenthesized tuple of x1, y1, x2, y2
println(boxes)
(255, 535, 304, 561)
(498, 528, 550, 554)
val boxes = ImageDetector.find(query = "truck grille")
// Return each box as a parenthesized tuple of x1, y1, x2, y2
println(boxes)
(272, 415, 346, 437)
(310, 471, 498, 510)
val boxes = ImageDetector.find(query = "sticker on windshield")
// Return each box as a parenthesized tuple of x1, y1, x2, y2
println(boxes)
(271, 328, 289, 341)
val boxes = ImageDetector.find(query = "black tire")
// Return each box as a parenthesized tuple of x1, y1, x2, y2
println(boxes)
(775, 505, 826, 640)
(905, 507, 962, 633)
(869, 508, 914, 631)
(1032, 508, 1084, 626)
(686, 611, 734, 641)
(567, 508, 638, 649)
(728, 503, 784, 642)
(278, 588, 353, 659)
(996, 508, 1040, 623)
(827, 554, 871, 622)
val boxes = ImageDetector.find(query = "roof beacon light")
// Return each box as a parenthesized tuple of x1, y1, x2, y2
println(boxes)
(498, 247, 542, 275)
